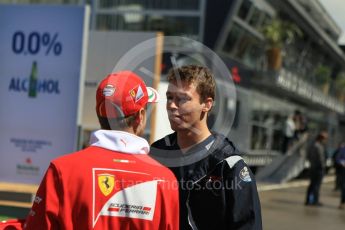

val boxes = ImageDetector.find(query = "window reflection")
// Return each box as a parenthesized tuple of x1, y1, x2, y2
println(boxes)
(4, 0, 79, 3)
(98, 0, 200, 10)
(223, 24, 241, 54)
(237, 0, 252, 20)
(223, 23, 264, 69)
(96, 14, 199, 37)
(251, 111, 284, 151)
(248, 7, 262, 29)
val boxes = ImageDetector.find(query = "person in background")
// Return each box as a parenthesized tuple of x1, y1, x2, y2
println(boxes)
(24, 71, 179, 230)
(150, 65, 262, 230)
(305, 131, 328, 206)
(333, 142, 345, 191)
(335, 143, 345, 209)
(282, 113, 296, 153)
(282, 110, 306, 154)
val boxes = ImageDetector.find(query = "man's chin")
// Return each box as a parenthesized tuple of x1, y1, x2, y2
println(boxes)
(170, 123, 188, 132)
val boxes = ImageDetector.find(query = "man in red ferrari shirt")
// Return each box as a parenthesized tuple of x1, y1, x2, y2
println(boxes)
(24, 71, 179, 230)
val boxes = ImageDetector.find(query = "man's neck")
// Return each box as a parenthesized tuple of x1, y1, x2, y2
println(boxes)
(176, 125, 212, 151)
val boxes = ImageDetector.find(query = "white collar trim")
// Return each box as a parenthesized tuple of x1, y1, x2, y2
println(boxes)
(89, 130, 149, 155)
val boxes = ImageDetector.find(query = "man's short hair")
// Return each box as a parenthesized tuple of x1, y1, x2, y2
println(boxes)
(167, 65, 216, 102)
(97, 114, 137, 130)
(316, 131, 328, 141)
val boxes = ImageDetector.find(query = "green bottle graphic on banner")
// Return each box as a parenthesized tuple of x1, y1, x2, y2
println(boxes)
(28, 61, 38, 98)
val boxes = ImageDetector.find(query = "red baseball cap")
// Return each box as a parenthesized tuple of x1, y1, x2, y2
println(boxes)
(96, 71, 159, 118)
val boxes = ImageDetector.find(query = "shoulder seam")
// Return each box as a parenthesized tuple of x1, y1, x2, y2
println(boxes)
(225, 155, 243, 169)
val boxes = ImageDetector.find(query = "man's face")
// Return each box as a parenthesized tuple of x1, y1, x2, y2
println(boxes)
(166, 80, 204, 132)
(321, 135, 328, 145)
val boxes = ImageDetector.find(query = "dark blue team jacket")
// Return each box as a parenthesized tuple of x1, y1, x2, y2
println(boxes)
(150, 132, 262, 230)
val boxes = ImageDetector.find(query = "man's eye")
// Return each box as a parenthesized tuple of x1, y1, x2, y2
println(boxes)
(179, 97, 190, 102)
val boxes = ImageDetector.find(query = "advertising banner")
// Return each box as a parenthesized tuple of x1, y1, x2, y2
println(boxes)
(0, 4, 89, 184)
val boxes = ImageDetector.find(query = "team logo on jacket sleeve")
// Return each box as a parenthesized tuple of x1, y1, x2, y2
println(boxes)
(98, 174, 115, 196)
(239, 166, 252, 182)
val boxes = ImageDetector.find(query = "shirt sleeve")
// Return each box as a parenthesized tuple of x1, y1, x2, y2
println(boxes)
(24, 163, 61, 230)
(223, 157, 262, 230)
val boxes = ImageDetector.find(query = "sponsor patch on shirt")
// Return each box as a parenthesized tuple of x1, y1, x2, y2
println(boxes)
(239, 166, 252, 182)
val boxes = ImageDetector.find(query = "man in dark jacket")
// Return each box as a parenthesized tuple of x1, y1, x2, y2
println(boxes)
(150, 65, 262, 230)
(332, 142, 345, 191)
(305, 131, 328, 206)
(335, 145, 345, 209)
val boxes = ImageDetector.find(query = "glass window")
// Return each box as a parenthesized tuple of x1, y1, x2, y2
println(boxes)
(234, 35, 262, 68)
(223, 23, 264, 69)
(96, 14, 200, 37)
(237, 0, 252, 20)
(223, 24, 242, 54)
(98, 0, 200, 10)
(272, 128, 284, 151)
(251, 125, 268, 150)
(248, 7, 262, 29)
(6, 0, 79, 3)
(251, 111, 285, 151)
(249, 93, 294, 152)
(261, 13, 272, 28)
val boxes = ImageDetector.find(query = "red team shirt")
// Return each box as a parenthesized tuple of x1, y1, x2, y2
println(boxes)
(24, 130, 179, 230)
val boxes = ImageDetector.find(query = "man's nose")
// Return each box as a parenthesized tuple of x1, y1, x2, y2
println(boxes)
(167, 99, 178, 110)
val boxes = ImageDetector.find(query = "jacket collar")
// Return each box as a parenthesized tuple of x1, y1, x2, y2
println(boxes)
(89, 130, 149, 155)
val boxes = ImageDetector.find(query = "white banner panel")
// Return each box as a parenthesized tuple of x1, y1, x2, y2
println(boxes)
(0, 5, 89, 184)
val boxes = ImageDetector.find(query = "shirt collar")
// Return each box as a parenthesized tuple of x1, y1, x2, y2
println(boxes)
(89, 130, 149, 155)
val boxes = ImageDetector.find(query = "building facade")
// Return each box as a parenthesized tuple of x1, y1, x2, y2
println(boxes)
(3, 0, 345, 165)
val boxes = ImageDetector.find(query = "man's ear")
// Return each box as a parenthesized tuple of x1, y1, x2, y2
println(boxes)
(138, 108, 146, 123)
(202, 97, 213, 112)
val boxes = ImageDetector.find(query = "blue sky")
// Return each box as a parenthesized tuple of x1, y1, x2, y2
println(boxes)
(319, 0, 345, 44)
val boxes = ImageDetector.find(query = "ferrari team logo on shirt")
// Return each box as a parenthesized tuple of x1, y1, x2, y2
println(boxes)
(98, 174, 115, 196)
(129, 85, 144, 102)
(92, 168, 160, 228)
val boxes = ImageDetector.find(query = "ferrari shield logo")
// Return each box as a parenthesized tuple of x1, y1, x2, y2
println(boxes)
(129, 89, 136, 98)
(98, 174, 115, 196)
